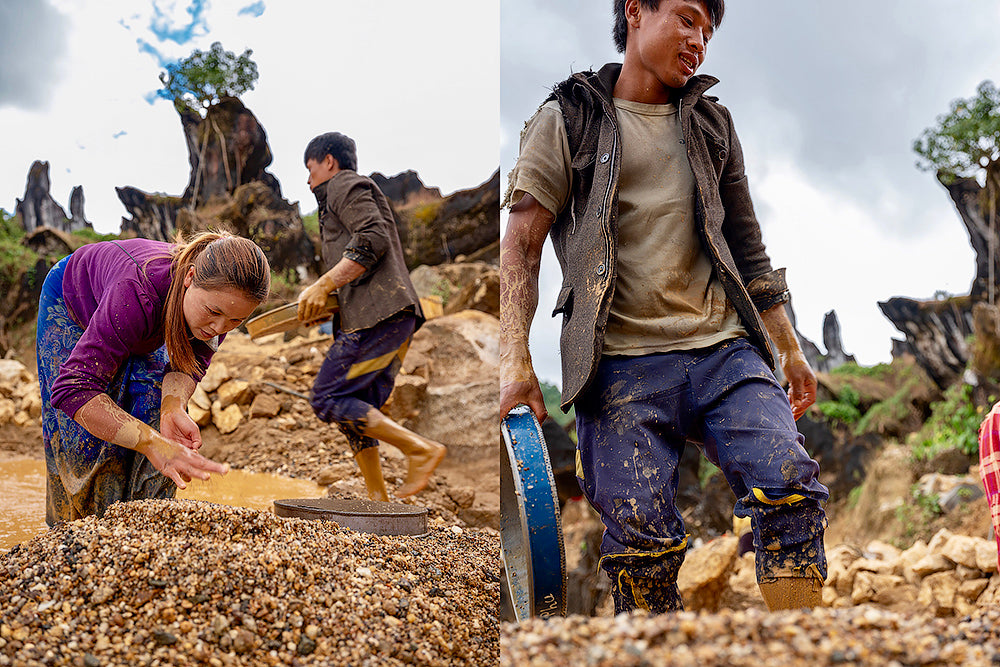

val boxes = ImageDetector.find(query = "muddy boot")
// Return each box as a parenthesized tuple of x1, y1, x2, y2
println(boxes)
(758, 572, 824, 611)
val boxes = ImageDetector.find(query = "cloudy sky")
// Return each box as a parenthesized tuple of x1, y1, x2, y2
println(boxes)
(0, 0, 499, 232)
(502, 0, 1000, 383)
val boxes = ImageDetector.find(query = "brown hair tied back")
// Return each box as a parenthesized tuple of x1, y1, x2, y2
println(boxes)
(163, 231, 271, 377)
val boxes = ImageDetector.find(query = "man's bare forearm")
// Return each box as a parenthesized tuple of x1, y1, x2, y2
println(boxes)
(499, 194, 555, 419)
(759, 303, 805, 364)
(500, 196, 553, 373)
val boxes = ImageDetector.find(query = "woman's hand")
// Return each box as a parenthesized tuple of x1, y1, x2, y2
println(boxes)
(75, 393, 226, 489)
(160, 406, 202, 451)
(161, 372, 201, 449)
(139, 433, 229, 489)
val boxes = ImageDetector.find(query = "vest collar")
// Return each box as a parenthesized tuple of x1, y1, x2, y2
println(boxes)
(589, 62, 719, 106)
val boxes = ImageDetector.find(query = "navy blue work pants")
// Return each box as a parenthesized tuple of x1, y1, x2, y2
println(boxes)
(575, 338, 828, 609)
(310, 312, 416, 453)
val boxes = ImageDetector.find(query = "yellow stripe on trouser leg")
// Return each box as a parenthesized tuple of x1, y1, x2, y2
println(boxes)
(752, 487, 806, 506)
(619, 571, 648, 611)
(345, 338, 410, 380)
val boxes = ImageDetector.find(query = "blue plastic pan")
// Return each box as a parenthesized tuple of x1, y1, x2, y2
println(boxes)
(500, 405, 566, 621)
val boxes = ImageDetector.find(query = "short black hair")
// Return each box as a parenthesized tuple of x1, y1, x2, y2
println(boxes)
(612, 0, 725, 53)
(303, 132, 358, 172)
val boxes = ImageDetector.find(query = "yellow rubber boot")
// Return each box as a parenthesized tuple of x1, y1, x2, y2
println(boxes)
(758, 575, 824, 611)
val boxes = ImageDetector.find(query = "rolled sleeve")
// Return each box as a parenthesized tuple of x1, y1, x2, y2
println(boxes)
(504, 101, 572, 217)
(746, 268, 791, 313)
(328, 179, 391, 270)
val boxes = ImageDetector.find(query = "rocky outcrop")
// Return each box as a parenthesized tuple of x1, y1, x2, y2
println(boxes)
(68, 185, 88, 228)
(179, 97, 279, 207)
(393, 170, 500, 269)
(879, 295, 972, 389)
(116, 186, 184, 242)
(371, 170, 442, 208)
(117, 97, 316, 276)
(409, 261, 499, 318)
(177, 180, 320, 280)
(789, 303, 856, 374)
(879, 170, 1000, 388)
(14, 161, 91, 234)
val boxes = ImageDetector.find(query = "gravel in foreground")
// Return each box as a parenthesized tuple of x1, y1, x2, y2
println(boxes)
(502, 606, 1000, 667)
(0, 499, 499, 666)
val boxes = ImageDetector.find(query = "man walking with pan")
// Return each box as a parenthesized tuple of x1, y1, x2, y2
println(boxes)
(500, 0, 829, 613)
(299, 131, 446, 502)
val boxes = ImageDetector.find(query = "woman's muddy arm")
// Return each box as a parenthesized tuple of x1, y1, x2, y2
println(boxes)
(75, 394, 228, 488)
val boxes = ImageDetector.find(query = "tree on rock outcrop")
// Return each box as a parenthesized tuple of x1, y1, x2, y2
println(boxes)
(118, 43, 317, 281)
(157, 42, 258, 115)
(881, 81, 1000, 390)
(913, 80, 1000, 301)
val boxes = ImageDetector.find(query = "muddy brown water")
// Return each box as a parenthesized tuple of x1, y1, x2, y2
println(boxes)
(0, 457, 325, 550)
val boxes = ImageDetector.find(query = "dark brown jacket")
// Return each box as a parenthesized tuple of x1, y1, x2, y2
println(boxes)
(314, 170, 422, 332)
(546, 63, 790, 408)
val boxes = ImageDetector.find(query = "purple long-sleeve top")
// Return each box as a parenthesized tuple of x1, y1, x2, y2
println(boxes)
(49, 238, 218, 419)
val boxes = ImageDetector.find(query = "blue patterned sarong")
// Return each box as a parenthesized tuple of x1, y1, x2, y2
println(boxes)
(37, 255, 175, 526)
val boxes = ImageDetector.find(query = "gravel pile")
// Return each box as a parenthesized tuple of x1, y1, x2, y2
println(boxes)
(0, 499, 499, 666)
(502, 606, 1000, 667)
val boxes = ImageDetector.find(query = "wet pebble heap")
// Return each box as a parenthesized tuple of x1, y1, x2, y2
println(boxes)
(502, 606, 1000, 667)
(0, 499, 499, 666)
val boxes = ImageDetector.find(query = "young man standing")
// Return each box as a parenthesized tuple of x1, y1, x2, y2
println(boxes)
(500, 0, 829, 613)
(300, 132, 446, 502)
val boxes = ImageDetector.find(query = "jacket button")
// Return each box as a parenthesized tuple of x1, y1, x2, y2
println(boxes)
(600, 153, 610, 163)
(596, 263, 606, 276)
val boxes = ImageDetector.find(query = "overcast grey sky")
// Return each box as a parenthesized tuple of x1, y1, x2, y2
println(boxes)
(502, 0, 1000, 383)
(1, 0, 498, 235)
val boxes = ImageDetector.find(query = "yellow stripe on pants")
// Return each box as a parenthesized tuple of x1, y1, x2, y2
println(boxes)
(345, 338, 410, 380)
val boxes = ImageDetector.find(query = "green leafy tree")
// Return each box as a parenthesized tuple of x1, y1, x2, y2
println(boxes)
(914, 80, 1000, 302)
(158, 42, 258, 114)
(913, 80, 1000, 184)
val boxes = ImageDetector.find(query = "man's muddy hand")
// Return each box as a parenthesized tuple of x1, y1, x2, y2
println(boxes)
(782, 354, 817, 421)
(297, 275, 336, 323)
(500, 370, 548, 423)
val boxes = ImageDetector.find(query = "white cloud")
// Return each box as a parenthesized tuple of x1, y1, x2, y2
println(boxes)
(1, 0, 499, 233)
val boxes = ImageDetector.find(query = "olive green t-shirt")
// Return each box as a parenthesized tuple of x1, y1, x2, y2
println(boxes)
(508, 98, 745, 355)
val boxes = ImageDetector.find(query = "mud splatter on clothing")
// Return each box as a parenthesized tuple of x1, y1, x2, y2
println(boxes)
(37, 256, 174, 526)
(310, 311, 416, 453)
(575, 338, 828, 611)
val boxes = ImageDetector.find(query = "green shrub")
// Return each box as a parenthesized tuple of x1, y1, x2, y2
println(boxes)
(816, 384, 862, 425)
(817, 400, 862, 425)
(0, 209, 39, 291)
(301, 210, 319, 237)
(847, 484, 864, 509)
(699, 459, 721, 489)
(72, 228, 120, 244)
(540, 381, 575, 429)
(910, 384, 987, 461)
(895, 483, 942, 541)
(830, 361, 892, 380)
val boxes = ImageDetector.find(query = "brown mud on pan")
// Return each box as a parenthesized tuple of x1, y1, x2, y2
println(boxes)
(245, 294, 339, 340)
(273, 497, 429, 536)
